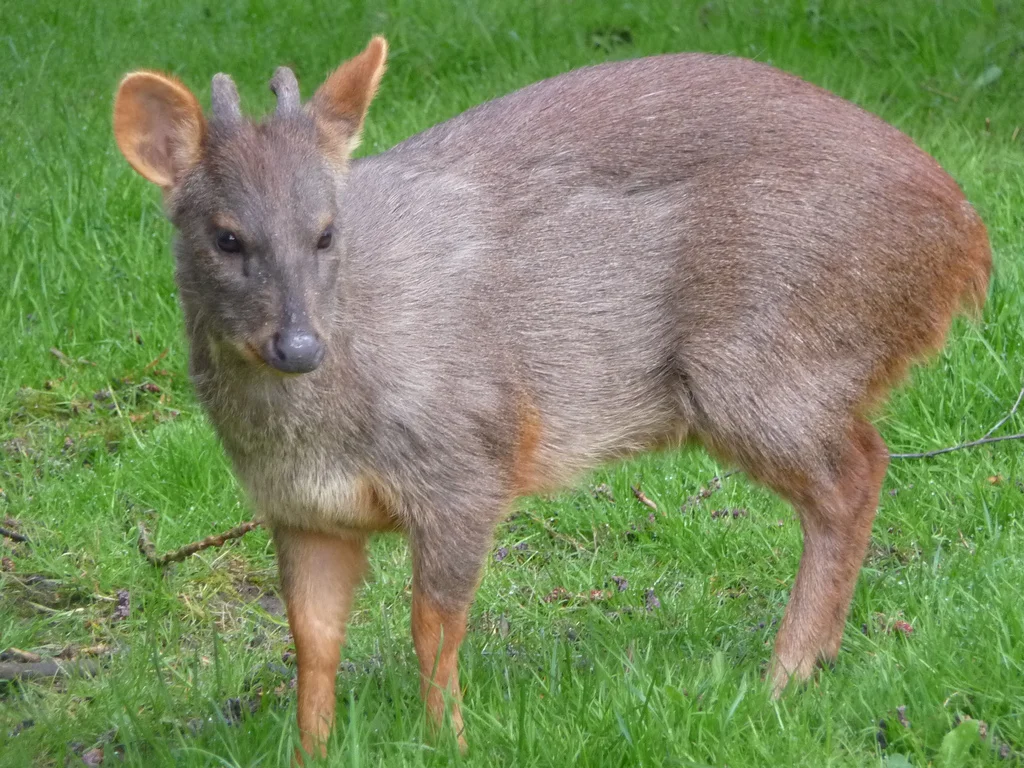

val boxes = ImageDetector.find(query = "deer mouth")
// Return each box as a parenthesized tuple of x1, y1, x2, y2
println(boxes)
(244, 342, 266, 364)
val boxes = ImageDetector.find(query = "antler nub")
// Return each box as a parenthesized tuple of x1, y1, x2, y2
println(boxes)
(270, 66, 301, 116)
(211, 73, 242, 126)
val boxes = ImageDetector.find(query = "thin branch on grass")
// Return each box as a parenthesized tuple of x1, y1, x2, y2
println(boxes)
(48, 347, 95, 367)
(920, 84, 959, 102)
(0, 526, 29, 544)
(0, 659, 99, 681)
(630, 485, 658, 513)
(137, 521, 262, 567)
(123, 384, 1022, 572)
(890, 385, 1024, 460)
(26, 602, 86, 616)
(680, 470, 737, 512)
(142, 348, 169, 371)
(56, 644, 114, 660)
(2, 648, 41, 663)
(983, 386, 1024, 438)
(889, 432, 1024, 460)
(524, 512, 590, 554)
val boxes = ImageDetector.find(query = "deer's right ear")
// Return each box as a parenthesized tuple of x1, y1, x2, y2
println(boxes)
(308, 36, 388, 163)
(113, 72, 206, 188)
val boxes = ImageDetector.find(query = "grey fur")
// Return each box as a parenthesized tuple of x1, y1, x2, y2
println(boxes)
(170, 53, 990, 600)
(210, 73, 242, 126)
(269, 66, 301, 116)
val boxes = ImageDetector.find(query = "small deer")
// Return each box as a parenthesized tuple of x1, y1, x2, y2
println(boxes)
(113, 37, 990, 760)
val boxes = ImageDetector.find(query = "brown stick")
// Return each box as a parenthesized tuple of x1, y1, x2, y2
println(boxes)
(680, 470, 737, 512)
(137, 521, 262, 566)
(2, 648, 42, 663)
(921, 84, 959, 102)
(0, 526, 29, 544)
(525, 511, 590, 553)
(983, 387, 1024, 439)
(889, 432, 1024, 460)
(49, 347, 95, 367)
(0, 659, 99, 681)
(143, 348, 170, 371)
(890, 386, 1024, 460)
(630, 485, 658, 512)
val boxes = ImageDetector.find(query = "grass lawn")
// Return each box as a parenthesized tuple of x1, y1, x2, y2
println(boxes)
(2, 0, 1024, 765)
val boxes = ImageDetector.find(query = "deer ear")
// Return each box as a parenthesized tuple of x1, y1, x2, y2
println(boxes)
(308, 36, 388, 161)
(113, 71, 206, 188)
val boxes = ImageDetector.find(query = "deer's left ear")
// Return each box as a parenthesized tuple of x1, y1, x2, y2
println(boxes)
(308, 36, 388, 161)
(113, 71, 206, 189)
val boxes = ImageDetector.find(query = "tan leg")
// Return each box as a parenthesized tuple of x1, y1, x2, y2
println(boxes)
(770, 419, 889, 692)
(411, 586, 468, 750)
(274, 527, 368, 763)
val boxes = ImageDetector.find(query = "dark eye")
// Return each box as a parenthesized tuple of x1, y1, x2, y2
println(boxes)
(316, 229, 333, 250)
(216, 231, 243, 254)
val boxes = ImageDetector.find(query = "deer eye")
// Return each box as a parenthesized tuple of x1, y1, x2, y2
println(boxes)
(216, 231, 243, 254)
(316, 229, 333, 250)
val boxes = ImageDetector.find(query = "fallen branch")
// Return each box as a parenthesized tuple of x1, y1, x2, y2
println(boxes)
(142, 347, 169, 372)
(630, 485, 658, 513)
(1, 648, 41, 663)
(524, 511, 590, 553)
(681, 470, 737, 512)
(0, 526, 29, 544)
(889, 432, 1024, 460)
(0, 659, 99, 681)
(49, 347, 95, 367)
(137, 521, 262, 567)
(983, 386, 1024, 439)
(56, 644, 115, 660)
(890, 386, 1024, 460)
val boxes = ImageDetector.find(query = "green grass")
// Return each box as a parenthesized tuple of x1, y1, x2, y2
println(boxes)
(2, 0, 1024, 765)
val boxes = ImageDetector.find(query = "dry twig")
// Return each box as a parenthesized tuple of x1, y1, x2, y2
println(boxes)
(2, 648, 41, 663)
(921, 84, 959, 102)
(680, 470, 737, 512)
(142, 348, 169, 371)
(890, 386, 1024, 460)
(0, 526, 29, 544)
(983, 386, 1024, 438)
(523, 511, 590, 553)
(49, 347, 95, 367)
(889, 432, 1024, 460)
(630, 485, 658, 512)
(137, 521, 261, 567)
(0, 659, 99, 681)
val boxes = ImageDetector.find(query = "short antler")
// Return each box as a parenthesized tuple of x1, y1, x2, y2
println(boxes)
(270, 66, 301, 116)
(211, 73, 242, 126)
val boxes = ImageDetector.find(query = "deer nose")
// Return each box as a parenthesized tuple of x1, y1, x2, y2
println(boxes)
(264, 329, 325, 374)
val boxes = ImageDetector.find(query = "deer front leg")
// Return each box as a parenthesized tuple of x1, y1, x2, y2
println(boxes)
(412, 585, 469, 747)
(273, 526, 368, 763)
(410, 512, 496, 752)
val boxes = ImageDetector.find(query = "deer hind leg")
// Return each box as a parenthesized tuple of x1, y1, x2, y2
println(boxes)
(273, 527, 368, 763)
(767, 418, 889, 692)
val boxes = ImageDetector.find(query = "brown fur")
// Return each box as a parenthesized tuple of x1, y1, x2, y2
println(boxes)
(411, 588, 468, 750)
(113, 37, 992, 757)
(511, 397, 545, 495)
(274, 528, 367, 761)
(769, 418, 890, 689)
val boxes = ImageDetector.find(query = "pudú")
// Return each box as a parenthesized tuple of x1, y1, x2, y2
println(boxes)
(113, 37, 990, 760)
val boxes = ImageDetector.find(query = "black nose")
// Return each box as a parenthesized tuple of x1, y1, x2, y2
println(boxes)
(264, 329, 325, 374)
